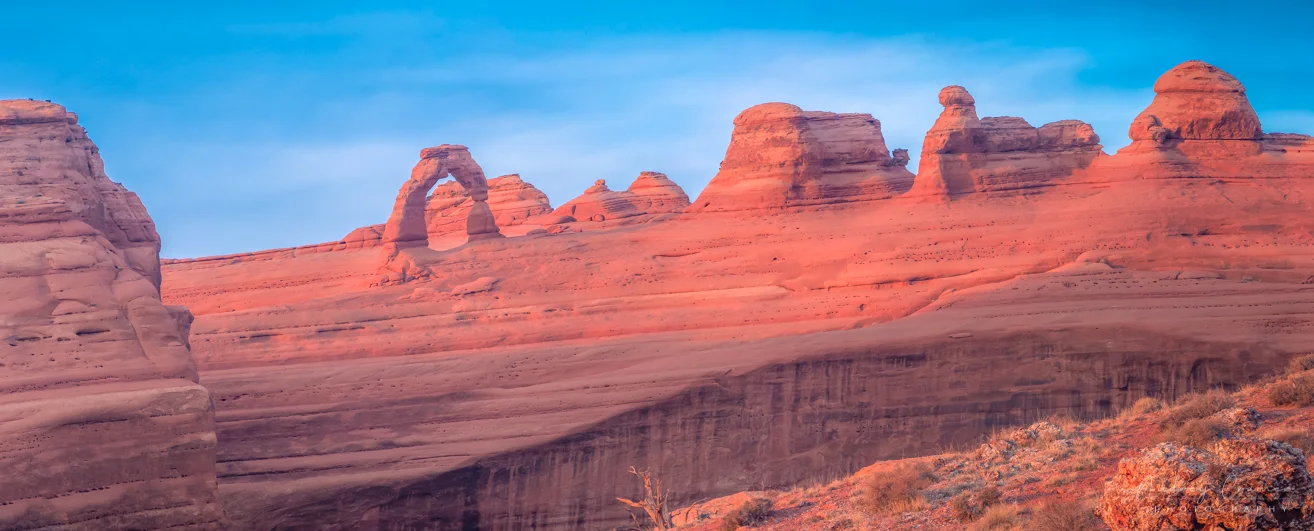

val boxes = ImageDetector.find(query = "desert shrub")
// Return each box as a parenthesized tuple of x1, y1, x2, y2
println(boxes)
(1270, 428, 1314, 457)
(974, 503, 1021, 530)
(1163, 417, 1230, 447)
(858, 463, 933, 515)
(950, 493, 976, 521)
(1268, 373, 1314, 407)
(951, 486, 1002, 522)
(1122, 397, 1164, 418)
(1064, 450, 1102, 472)
(719, 498, 772, 531)
(1291, 354, 1314, 373)
(826, 517, 854, 530)
(1031, 500, 1101, 531)
(616, 467, 672, 530)
(1160, 390, 1235, 429)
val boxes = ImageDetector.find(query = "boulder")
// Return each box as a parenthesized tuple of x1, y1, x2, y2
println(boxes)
(1099, 439, 1314, 530)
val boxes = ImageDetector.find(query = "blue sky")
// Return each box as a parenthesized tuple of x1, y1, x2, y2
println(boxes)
(3, 2, 1311, 257)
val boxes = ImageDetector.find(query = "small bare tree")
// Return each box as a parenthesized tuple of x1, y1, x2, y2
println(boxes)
(616, 466, 673, 530)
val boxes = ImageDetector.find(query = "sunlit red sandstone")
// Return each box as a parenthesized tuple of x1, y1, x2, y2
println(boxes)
(0, 100, 224, 529)
(6, 60, 1314, 531)
(689, 102, 914, 211)
(907, 84, 1103, 198)
(145, 61, 1314, 531)
(426, 173, 553, 235)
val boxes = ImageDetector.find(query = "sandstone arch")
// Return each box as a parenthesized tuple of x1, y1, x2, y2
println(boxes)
(381, 144, 503, 253)
(376, 145, 503, 284)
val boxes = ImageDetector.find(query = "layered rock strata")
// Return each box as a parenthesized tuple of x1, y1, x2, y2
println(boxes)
(1096, 60, 1314, 180)
(378, 145, 503, 283)
(158, 61, 1314, 530)
(626, 171, 690, 213)
(549, 179, 644, 222)
(908, 85, 1104, 197)
(691, 103, 915, 211)
(426, 173, 552, 235)
(381, 145, 502, 251)
(0, 100, 224, 529)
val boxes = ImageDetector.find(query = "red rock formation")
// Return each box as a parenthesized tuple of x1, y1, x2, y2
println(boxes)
(690, 103, 914, 211)
(382, 145, 501, 251)
(1133, 60, 1262, 142)
(156, 61, 1314, 530)
(426, 173, 552, 235)
(626, 171, 690, 213)
(1093, 60, 1314, 182)
(549, 179, 644, 222)
(545, 172, 689, 223)
(909, 85, 1103, 198)
(342, 223, 385, 249)
(377, 145, 504, 283)
(0, 100, 224, 529)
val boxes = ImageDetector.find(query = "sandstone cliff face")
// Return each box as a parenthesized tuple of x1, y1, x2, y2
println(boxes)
(908, 86, 1104, 198)
(206, 328, 1279, 530)
(691, 103, 915, 211)
(426, 173, 552, 235)
(157, 61, 1314, 530)
(0, 100, 224, 529)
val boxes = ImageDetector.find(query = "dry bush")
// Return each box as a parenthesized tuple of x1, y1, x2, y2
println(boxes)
(951, 486, 1002, 522)
(1160, 390, 1235, 429)
(616, 467, 672, 530)
(950, 493, 979, 522)
(718, 498, 772, 531)
(1120, 397, 1164, 419)
(1291, 354, 1314, 373)
(1268, 373, 1314, 407)
(858, 463, 934, 515)
(1031, 500, 1101, 531)
(1162, 417, 1229, 448)
(1064, 454, 1101, 473)
(825, 517, 854, 530)
(974, 503, 1021, 530)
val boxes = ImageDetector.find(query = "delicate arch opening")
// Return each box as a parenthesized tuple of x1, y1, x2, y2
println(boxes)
(380, 144, 503, 253)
